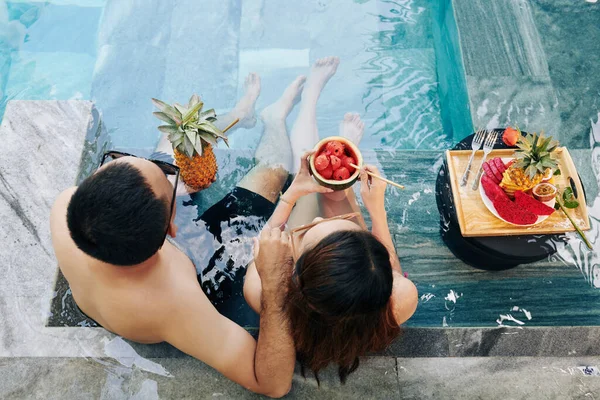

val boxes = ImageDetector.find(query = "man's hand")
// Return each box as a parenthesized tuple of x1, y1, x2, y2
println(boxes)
(253, 228, 293, 298)
(283, 151, 333, 204)
(360, 165, 387, 217)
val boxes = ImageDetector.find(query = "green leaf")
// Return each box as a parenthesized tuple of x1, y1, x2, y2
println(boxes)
(152, 99, 182, 123)
(554, 169, 562, 176)
(174, 103, 188, 117)
(199, 132, 218, 146)
(188, 94, 201, 108)
(562, 187, 579, 209)
(158, 125, 179, 134)
(196, 121, 227, 140)
(525, 165, 538, 179)
(182, 101, 204, 126)
(183, 134, 195, 158)
(153, 111, 175, 125)
(199, 108, 216, 121)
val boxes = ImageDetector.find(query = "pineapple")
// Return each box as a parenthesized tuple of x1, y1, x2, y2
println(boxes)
(152, 94, 227, 190)
(500, 130, 559, 196)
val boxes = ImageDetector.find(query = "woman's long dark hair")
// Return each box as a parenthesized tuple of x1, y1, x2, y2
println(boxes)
(285, 230, 401, 384)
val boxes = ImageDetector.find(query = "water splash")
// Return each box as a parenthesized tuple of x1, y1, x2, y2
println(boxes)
(553, 113, 600, 287)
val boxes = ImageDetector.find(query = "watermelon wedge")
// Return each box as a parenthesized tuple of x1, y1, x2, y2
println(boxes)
(514, 191, 555, 216)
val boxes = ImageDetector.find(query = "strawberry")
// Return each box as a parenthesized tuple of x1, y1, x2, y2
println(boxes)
(319, 164, 333, 179)
(330, 155, 342, 170)
(326, 141, 345, 157)
(502, 127, 520, 147)
(314, 154, 330, 171)
(333, 167, 351, 181)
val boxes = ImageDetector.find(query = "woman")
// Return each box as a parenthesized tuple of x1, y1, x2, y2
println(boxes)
(244, 151, 419, 383)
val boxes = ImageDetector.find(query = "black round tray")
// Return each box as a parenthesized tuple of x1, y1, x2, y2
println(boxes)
(435, 129, 568, 271)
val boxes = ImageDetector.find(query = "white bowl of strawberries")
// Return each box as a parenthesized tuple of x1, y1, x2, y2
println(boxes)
(309, 136, 363, 190)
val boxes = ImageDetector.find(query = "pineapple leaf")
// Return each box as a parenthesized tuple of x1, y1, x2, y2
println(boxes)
(199, 108, 216, 121)
(196, 121, 227, 140)
(525, 165, 538, 179)
(183, 134, 195, 158)
(194, 134, 203, 156)
(199, 132, 218, 146)
(153, 111, 176, 125)
(174, 103, 188, 117)
(158, 125, 179, 134)
(188, 94, 201, 108)
(182, 101, 204, 126)
(152, 99, 182, 124)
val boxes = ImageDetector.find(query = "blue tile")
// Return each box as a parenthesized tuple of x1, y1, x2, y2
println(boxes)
(20, 4, 102, 55)
(4, 51, 94, 101)
(91, 44, 166, 149)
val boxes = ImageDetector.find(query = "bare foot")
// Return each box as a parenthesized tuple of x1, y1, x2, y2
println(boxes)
(339, 112, 365, 146)
(232, 73, 261, 128)
(302, 56, 339, 102)
(260, 75, 306, 124)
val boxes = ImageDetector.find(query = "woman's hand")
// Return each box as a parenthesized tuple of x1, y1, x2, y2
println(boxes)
(360, 165, 387, 217)
(253, 228, 294, 296)
(283, 151, 333, 204)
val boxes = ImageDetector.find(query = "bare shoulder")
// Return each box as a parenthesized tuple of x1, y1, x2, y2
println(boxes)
(50, 187, 76, 226)
(390, 271, 419, 325)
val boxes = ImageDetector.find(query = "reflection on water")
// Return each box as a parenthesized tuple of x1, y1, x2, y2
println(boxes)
(361, 0, 448, 149)
(554, 113, 600, 287)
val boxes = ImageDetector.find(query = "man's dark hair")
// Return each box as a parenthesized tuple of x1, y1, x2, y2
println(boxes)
(67, 162, 170, 266)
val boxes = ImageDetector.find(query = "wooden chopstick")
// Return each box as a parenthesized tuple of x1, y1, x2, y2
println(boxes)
(222, 118, 239, 134)
(349, 163, 405, 189)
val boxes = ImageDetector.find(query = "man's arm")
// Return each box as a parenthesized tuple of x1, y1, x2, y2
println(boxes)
(162, 282, 294, 398)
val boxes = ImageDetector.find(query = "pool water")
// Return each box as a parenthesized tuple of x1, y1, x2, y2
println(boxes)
(5, 0, 600, 329)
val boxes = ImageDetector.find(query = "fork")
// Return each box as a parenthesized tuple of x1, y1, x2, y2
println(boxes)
(471, 130, 499, 190)
(460, 129, 486, 186)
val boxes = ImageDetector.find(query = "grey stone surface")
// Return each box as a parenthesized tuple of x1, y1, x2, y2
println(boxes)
(0, 357, 400, 399)
(396, 357, 600, 399)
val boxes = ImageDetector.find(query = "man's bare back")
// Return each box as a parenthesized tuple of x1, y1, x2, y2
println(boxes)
(51, 187, 200, 343)
(50, 154, 295, 397)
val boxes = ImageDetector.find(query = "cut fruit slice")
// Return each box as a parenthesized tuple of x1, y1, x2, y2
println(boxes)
(492, 157, 507, 174)
(514, 190, 555, 216)
(333, 167, 351, 181)
(494, 195, 538, 225)
(330, 155, 342, 170)
(481, 174, 510, 202)
(487, 160, 504, 182)
(482, 162, 500, 184)
(315, 154, 330, 171)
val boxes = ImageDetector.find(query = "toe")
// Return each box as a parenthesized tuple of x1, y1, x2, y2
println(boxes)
(344, 112, 353, 121)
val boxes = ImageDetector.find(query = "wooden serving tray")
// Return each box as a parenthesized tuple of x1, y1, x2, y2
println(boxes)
(446, 147, 591, 237)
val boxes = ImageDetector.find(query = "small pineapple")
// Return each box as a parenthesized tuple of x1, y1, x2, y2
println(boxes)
(152, 94, 227, 190)
(500, 130, 559, 195)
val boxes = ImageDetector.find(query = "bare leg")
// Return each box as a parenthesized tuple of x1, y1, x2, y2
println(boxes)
(289, 56, 340, 173)
(156, 73, 261, 154)
(320, 113, 365, 218)
(237, 75, 306, 203)
(286, 57, 340, 228)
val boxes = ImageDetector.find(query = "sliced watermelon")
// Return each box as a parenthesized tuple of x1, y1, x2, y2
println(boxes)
(494, 196, 538, 225)
(482, 162, 500, 184)
(487, 160, 504, 182)
(492, 157, 507, 174)
(514, 191, 555, 216)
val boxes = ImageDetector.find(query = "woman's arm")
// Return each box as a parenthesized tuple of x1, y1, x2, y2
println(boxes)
(267, 151, 333, 229)
(370, 209, 402, 273)
(359, 165, 402, 273)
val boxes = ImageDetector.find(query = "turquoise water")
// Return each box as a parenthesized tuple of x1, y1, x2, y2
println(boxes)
(0, 0, 470, 151)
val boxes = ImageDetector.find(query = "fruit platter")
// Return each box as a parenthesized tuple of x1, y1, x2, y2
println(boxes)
(309, 136, 363, 190)
(445, 128, 591, 237)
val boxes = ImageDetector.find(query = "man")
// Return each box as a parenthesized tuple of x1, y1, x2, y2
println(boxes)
(50, 71, 314, 397)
